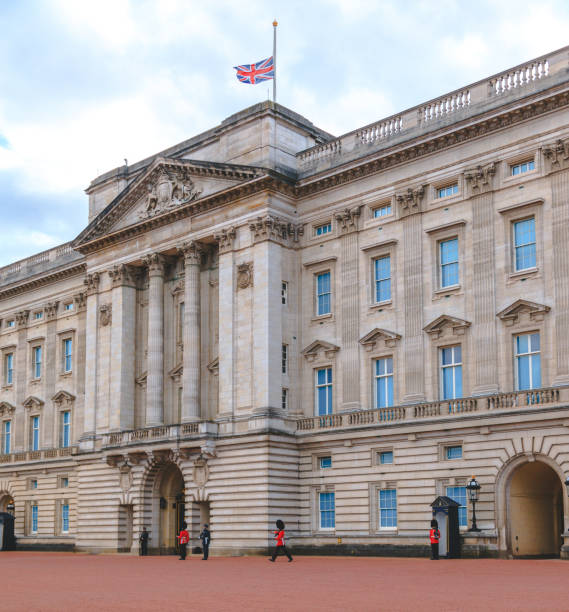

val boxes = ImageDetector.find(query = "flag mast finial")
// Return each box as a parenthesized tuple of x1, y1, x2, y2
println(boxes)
(272, 19, 278, 104)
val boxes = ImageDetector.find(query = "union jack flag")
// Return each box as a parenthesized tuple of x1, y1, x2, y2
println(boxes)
(234, 56, 274, 85)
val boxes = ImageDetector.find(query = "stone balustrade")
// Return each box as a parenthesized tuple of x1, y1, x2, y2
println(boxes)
(489, 58, 549, 95)
(0, 446, 77, 464)
(296, 386, 568, 433)
(101, 421, 205, 449)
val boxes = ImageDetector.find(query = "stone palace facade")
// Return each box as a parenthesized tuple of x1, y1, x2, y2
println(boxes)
(1, 46, 569, 558)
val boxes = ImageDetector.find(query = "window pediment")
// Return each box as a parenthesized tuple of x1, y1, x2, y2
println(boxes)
(23, 396, 44, 411)
(0, 401, 15, 416)
(497, 299, 550, 326)
(52, 390, 76, 407)
(359, 328, 401, 351)
(301, 340, 340, 362)
(424, 315, 471, 340)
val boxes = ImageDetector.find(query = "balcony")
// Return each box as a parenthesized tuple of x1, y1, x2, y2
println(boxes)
(100, 422, 214, 449)
(0, 446, 77, 464)
(296, 386, 569, 433)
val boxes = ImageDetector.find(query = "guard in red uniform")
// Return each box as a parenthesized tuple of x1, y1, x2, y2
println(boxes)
(269, 519, 293, 562)
(429, 519, 440, 560)
(177, 522, 190, 560)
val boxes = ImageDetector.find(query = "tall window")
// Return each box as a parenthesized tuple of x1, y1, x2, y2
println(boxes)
(2, 421, 10, 455)
(32, 346, 42, 379)
(319, 492, 335, 529)
(61, 411, 71, 448)
(281, 344, 288, 374)
(31, 415, 40, 451)
(440, 238, 459, 287)
(440, 346, 462, 400)
(374, 357, 393, 408)
(281, 282, 288, 305)
(446, 486, 467, 527)
(316, 272, 331, 315)
(31, 503, 38, 533)
(63, 339, 73, 373)
(379, 489, 397, 528)
(281, 388, 288, 410)
(515, 333, 541, 390)
(5, 352, 13, 385)
(315, 368, 333, 416)
(374, 256, 391, 303)
(61, 503, 70, 534)
(513, 218, 536, 271)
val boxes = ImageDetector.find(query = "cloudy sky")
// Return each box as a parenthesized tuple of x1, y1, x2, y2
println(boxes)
(1, 0, 568, 266)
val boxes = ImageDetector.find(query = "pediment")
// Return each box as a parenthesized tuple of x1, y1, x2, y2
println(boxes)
(301, 340, 340, 361)
(52, 390, 76, 405)
(359, 328, 401, 351)
(497, 299, 550, 325)
(0, 401, 15, 415)
(23, 396, 44, 410)
(423, 315, 471, 339)
(75, 157, 266, 246)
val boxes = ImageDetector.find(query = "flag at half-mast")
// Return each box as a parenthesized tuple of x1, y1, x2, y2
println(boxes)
(234, 56, 274, 84)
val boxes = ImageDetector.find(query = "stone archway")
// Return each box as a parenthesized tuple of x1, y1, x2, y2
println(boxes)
(0, 493, 14, 515)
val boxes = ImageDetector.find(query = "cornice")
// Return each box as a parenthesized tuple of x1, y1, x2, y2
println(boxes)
(0, 263, 86, 301)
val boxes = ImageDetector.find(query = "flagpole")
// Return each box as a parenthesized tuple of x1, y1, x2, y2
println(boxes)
(272, 19, 277, 103)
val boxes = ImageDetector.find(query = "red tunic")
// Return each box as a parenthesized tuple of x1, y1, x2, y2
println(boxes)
(429, 528, 440, 544)
(274, 529, 285, 546)
(177, 529, 190, 545)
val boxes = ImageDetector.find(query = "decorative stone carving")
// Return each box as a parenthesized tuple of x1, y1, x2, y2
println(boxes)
(334, 205, 362, 233)
(23, 396, 44, 411)
(108, 264, 137, 288)
(359, 328, 401, 351)
(73, 292, 87, 311)
(177, 241, 205, 265)
(168, 362, 183, 382)
(15, 310, 30, 326)
(99, 304, 112, 327)
(543, 138, 569, 172)
(301, 339, 340, 362)
(237, 262, 253, 289)
(142, 252, 167, 275)
(84, 273, 100, 295)
(287, 222, 305, 242)
(249, 214, 289, 244)
(423, 315, 471, 340)
(193, 456, 210, 487)
(44, 301, 59, 320)
(214, 226, 237, 254)
(135, 372, 147, 389)
(0, 402, 16, 416)
(119, 463, 133, 492)
(140, 168, 202, 219)
(207, 357, 219, 376)
(52, 390, 75, 408)
(497, 299, 551, 326)
(465, 162, 496, 194)
(396, 186, 425, 217)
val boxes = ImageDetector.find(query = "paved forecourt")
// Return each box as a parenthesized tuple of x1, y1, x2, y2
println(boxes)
(1, 553, 567, 612)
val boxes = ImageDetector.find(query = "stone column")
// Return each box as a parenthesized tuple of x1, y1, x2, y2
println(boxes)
(178, 241, 204, 422)
(43, 301, 59, 448)
(143, 253, 166, 426)
(397, 187, 426, 404)
(108, 264, 137, 431)
(544, 140, 569, 385)
(335, 206, 362, 411)
(466, 163, 499, 395)
(14, 310, 30, 451)
(80, 273, 100, 450)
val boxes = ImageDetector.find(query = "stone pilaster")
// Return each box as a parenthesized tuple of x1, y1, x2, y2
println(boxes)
(335, 206, 362, 411)
(466, 163, 499, 395)
(544, 140, 569, 385)
(143, 253, 166, 426)
(81, 273, 100, 449)
(14, 310, 29, 451)
(397, 187, 426, 403)
(178, 241, 205, 422)
(108, 265, 137, 430)
(43, 302, 59, 447)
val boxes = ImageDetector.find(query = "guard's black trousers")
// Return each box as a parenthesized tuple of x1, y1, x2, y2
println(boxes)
(140, 542, 148, 556)
(203, 544, 209, 560)
(179, 544, 187, 560)
(430, 543, 439, 560)
(271, 545, 292, 561)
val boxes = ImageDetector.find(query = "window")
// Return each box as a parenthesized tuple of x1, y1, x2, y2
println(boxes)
(319, 492, 335, 529)
(32, 346, 42, 379)
(515, 333, 541, 390)
(31, 503, 38, 533)
(281, 344, 288, 374)
(6, 320, 15, 328)
(511, 160, 535, 176)
(315, 222, 332, 236)
(61, 411, 71, 448)
(439, 238, 459, 287)
(63, 338, 72, 373)
(437, 184, 458, 198)
(61, 477, 69, 488)
(379, 451, 393, 465)
(374, 357, 393, 408)
(373, 204, 392, 218)
(30, 479, 38, 489)
(379, 489, 397, 528)
(446, 445, 463, 460)
(30, 415, 40, 451)
(319, 456, 332, 469)
(316, 272, 331, 315)
(61, 503, 70, 533)
(440, 346, 462, 400)
(178, 302, 185, 344)
(64, 302, 73, 312)
(374, 256, 391, 303)
(315, 368, 333, 416)
(281, 282, 288, 305)
(2, 421, 10, 455)
(5, 352, 13, 385)
(513, 218, 536, 271)
(34, 312, 43, 321)
(446, 486, 467, 527)
(281, 388, 288, 410)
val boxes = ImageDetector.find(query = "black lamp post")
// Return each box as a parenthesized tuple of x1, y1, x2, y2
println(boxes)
(565, 476, 569, 497)
(466, 476, 481, 532)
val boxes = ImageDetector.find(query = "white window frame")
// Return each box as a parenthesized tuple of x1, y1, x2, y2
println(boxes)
(63, 302, 74, 312)
(510, 159, 535, 176)
(439, 345, 463, 400)
(315, 222, 332, 236)
(32, 345, 42, 380)
(437, 183, 459, 199)
(318, 491, 335, 530)
(315, 271, 332, 316)
(6, 320, 15, 329)
(512, 217, 536, 272)
(60, 410, 71, 448)
(281, 281, 288, 305)
(61, 502, 70, 534)
(379, 450, 394, 465)
(445, 445, 463, 460)
(4, 352, 14, 386)
(374, 356, 394, 408)
(514, 332, 541, 391)
(30, 415, 40, 451)
(31, 503, 38, 534)
(315, 367, 333, 416)
(373, 203, 392, 219)
(373, 255, 391, 304)
(62, 338, 73, 373)
(378, 488, 397, 530)
(2, 420, 11, 455)
(33, 311, 43, 321)
(439, 237, 459, 289)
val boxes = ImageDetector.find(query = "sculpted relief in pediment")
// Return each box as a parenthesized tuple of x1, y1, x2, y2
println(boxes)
(140, 168, 202, 220)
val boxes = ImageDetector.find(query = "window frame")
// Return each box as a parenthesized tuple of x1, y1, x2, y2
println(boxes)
(314, 221, 333, 237)
(31, 344, 42, 380)
(439, 237, 460, 289)
(439, 344, 463, 400)
(372, 203, 393, 219)
(514, 332, 541, 391)
(281, 387, 288, 411)
(2, 420, 11, 455)
(315, 367, 333, 416)
(510, 159, 535, 177)
(444, 444, 463, 460)
(373, 255, 392, 305)
(281, 344, 288, 375)
(379, 450, 394, 465)
(30, 415, 40, 451)
(60, 410, 71, 448)
(436, 183, 459, 199)
(315, 271, 332, 316)
(61, 501, 70, 534)
(318, 491, 335, 530)
(446, 485, 468, 528)
(62, 337, 73, 374)
(379, 488, 398, 530)
(4, 351, 14, 386)
(319, 456, 332, 469)
(31, 502, 38, 534)
(374, 356, 394, 408)
(512, 216, 537, 273)
(281, 281, 288, 305)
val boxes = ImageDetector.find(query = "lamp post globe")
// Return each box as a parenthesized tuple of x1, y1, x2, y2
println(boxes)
(466, 476, 481, 532)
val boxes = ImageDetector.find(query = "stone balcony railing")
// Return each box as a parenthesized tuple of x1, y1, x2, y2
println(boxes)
(0, 446, 77, 464)
(296, 386, 569, 433)
(296, 45, 566, 175)
(100, 422, 212, 449)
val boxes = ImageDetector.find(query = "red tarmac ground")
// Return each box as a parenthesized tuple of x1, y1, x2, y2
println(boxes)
(1, 552, 567, 612)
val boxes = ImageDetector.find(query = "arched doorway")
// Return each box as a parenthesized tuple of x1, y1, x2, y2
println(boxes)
(0, 494, 14, 516)
(508, 461, 564, 558)
(151, 463, 185, 555)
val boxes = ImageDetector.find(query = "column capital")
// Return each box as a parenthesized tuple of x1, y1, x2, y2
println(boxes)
(396, 185, 426, 217)
(44, 300, 60, 321)
(84, 272, 100, 296)
(543, 138, 569, 173)
(334, 205, 363, 234)
(213, 226, 236, 254)
(143, 252, 167, 276)
(108, 263, 137, 288)
(464, 161, 497, 195)
(177, 241, 206, 265)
